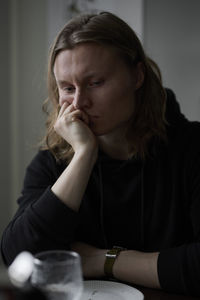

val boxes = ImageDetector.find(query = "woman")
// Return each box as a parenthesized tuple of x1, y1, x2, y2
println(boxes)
(1, 11, 200, 296)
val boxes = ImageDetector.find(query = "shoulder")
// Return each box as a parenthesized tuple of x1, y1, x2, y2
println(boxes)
(27, 149, 57, 170)
(182, 120, 200, 153)
(24, 149, 66, 186)
(163, 120, 200, 172)
(174, 120, 200, 147)
(164, 88, 200, 152)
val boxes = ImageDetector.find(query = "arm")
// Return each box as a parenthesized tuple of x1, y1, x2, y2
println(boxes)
(51, 102, 98, 211)
(51, 148, 96, 212)
(71, 242, 160, 289)
(113, 249, 160, 288)
(1, 103, 98, 265)
(1, 151, 82, 265)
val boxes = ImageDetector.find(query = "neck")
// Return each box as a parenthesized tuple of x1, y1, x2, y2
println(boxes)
(98, 128, 132, 160)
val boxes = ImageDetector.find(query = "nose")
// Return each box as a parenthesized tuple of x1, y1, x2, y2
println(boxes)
(73, 88, 91, 110)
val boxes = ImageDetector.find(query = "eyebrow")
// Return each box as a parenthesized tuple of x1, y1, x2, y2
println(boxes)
(56, 73, 104, 86)
(57, 80, 72, 86)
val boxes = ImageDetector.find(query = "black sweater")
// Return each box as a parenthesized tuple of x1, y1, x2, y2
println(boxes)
(1, 89, 200, 296)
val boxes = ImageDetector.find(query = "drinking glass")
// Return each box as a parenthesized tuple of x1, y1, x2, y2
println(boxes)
(31, 250, 83, 300)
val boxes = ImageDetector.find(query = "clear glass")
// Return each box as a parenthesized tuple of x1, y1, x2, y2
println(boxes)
(31, 250, 83, 300)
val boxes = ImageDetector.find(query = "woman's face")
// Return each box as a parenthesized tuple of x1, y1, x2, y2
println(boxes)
(53, 43, 142, 136)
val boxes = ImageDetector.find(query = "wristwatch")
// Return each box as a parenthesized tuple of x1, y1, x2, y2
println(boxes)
(104, 246, 127, 278)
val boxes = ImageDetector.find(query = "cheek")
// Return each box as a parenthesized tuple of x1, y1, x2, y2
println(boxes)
(59, 94, 73, 106)
(118, 85, 135, 110)
(105, 88, 134, 119)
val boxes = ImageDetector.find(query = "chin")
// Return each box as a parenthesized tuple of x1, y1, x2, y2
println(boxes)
(90, 125, 105, 136)
(91, 126, 114, 137)
(91, 129, 104, 136)
(90, 122, 117, 136)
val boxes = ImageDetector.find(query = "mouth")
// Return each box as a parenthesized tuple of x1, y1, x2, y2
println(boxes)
(89, 115, 99, 119)
(88, 115, 99, 128)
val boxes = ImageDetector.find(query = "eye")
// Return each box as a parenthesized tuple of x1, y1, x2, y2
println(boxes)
(63, 86, 75, 93)
(88, 80, 104, 88)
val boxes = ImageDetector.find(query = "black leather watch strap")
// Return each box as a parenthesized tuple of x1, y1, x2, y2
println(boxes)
(104, 246, 126, 278)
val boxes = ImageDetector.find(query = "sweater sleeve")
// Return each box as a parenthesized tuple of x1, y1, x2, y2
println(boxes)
(158, 127, 200, 296)
(1, 150, 80, 265)
(158, 243, 200, 296)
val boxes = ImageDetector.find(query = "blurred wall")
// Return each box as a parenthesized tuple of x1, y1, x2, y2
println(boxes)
(46, 0, 143, 49)
(0, 1, 11, 239)
(9, 0, 48, 214)
(0, 0, 48, 239)
(144, 0, 200, 121)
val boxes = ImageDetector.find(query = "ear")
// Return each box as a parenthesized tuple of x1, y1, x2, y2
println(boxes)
(135, 62, 145, 90)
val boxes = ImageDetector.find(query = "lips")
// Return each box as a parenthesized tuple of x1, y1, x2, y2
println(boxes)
(89, 115, 99, 119)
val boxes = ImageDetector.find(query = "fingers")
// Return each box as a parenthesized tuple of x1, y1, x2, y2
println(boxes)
(58, 102, 73, 118)
(70, 109, 90, 125)
(58, 102, 67, 118)
(58, 102, 89, 125)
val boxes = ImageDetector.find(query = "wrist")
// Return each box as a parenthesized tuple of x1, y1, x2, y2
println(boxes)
(74, 143, 98, 162)
(85, 248, 107, 278)
(104, 246, 127, 279)
(97, 249, 108, 278)
(74, 150, 97, 168)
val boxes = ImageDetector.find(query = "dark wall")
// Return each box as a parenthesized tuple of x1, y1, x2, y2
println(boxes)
(0, 1, 11, 239)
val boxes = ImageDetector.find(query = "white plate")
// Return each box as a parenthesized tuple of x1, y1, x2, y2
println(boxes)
(81, 280, 144, 300)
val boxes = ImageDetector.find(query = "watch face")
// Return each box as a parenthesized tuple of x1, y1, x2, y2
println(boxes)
(104, 247, 127, 278)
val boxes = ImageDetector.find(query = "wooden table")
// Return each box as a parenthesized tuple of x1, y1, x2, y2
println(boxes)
(138, 286, 199, 299)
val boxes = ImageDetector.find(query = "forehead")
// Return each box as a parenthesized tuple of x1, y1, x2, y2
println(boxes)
(53, 43, 123, 79)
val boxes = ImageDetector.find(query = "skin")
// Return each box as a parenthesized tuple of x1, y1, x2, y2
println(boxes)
(52, 42, 160, 289)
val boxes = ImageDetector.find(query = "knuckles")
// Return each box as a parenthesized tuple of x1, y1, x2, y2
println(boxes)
(54, 115, 70, 132)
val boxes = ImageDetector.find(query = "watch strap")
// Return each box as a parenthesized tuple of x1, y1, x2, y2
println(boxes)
(104, 246, 126, 278)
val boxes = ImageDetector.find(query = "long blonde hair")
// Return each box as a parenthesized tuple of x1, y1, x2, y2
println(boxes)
(41, 11, 166, 162)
